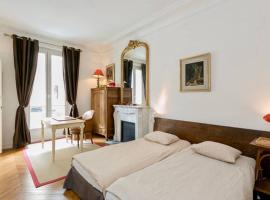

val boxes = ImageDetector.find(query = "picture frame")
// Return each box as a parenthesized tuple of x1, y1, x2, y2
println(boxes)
(106, 63, 115, 82)
(180, 53, 211, 92)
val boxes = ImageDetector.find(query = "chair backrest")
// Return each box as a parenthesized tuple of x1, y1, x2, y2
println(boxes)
(82, 110, 94, 120)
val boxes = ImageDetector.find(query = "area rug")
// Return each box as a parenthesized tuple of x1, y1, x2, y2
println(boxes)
(23, 138, 100, 187)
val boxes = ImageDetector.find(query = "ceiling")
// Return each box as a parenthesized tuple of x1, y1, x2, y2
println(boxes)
(0, 0, 180, 46)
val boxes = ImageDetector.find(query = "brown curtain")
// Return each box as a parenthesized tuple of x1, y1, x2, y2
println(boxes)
(12, 35, 39, 148)
(141, 63, 146, 97)
(123, 59, 133, 88)
(62, 46, 80, 118)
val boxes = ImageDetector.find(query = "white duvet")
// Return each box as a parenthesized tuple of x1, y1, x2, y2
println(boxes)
(106, 147, 255, 200)
(72, 138, 190, 192)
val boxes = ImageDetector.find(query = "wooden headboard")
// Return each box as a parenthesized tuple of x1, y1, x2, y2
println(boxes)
(154, 117, 270, 158)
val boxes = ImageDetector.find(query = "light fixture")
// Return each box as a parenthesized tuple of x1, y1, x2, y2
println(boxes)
(263, 114, 270, 122)
(93, 69, 104, 88)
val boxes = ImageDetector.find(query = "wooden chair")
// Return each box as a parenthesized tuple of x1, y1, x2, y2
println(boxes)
(70, 110, 94, 147)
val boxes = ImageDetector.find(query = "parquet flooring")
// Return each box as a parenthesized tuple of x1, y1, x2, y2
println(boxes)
(0, 135, 106, 200)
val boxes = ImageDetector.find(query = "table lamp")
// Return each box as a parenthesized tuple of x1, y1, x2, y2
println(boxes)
(93, 69, 104, 88)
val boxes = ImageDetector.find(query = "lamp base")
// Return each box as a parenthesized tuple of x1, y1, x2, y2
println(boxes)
(96, 77, 100, 88)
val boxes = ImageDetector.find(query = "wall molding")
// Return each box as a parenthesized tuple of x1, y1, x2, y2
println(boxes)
(0, 0, 227, 55)
(106, 0, 227, 47)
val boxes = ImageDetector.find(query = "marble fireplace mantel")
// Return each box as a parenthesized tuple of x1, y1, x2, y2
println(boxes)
(113, 105, 155, 142)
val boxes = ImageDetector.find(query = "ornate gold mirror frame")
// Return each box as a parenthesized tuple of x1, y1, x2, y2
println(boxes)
(120, 40, 150, 105)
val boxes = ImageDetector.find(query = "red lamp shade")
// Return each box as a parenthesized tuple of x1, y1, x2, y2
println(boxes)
(93, 69, 104, 77)
(263, 114, 270, 123)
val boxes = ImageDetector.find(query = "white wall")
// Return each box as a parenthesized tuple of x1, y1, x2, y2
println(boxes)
(1, 0, 270, 148)
(0, 31, 105, 149)
(109, 0, 270, 132)
(0, 35, 17, 149)
(77, 50, 109, 114)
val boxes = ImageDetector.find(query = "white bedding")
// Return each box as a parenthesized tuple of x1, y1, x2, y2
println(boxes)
(106, 147, 255, 200)
(72, 138, 190, 193)
(72, 159, 102, 191)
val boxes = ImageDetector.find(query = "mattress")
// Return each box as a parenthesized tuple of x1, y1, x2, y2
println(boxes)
(72, 158, 102, 192)
(64, 167, 104, 200)
(72, 138, 190, 193)
(106, 147, 255, 200)
(105, 192, 120, 200)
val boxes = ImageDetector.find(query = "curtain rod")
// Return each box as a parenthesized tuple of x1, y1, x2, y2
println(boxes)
(3, 33, 81, 51)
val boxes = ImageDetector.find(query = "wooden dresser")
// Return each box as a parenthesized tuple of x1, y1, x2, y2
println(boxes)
(91, 87, 131, 139)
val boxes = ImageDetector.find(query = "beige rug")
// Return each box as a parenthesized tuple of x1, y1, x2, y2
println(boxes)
(23, 138, 100, 187)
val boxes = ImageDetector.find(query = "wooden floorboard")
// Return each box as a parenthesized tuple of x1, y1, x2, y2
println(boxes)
(0, 135, 106, 200)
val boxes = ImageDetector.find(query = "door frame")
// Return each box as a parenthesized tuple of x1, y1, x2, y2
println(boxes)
(27, 48, 68, 141)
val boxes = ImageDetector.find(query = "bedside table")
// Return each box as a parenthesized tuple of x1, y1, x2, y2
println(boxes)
(250, 137, 270, 199)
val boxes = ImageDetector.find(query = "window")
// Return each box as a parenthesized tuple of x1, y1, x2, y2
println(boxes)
(29, 49, 66, 130)
(51, 55, 66, 117)
(134, 69, 143, 105)
(131, 66, 144, 105)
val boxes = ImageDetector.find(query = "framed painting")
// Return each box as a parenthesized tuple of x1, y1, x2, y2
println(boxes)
(180, 53, 211, 92)
(106, 63, 115, 82)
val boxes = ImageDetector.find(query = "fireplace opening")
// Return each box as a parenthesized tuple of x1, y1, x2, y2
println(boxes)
(121, 121, 135, 142)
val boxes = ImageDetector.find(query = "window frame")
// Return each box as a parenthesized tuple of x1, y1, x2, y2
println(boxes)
(131, 65, 144, 105)
(27, 47, 68, 131)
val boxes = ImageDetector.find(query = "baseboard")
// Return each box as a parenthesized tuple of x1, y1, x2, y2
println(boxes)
(3, 143, 13, 150)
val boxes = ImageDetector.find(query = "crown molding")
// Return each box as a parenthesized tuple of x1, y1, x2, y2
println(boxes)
(0, 0, 227, 55)
(106, 0, 226, 46)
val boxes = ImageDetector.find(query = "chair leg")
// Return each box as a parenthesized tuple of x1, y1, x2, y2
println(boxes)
(71, 134, 73, 144)
(85, 132, 94, 144)
(65, 129, 68, 143)
(90, 132, 93, 144)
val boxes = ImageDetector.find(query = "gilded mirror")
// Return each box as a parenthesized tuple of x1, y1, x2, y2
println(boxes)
(121, 40, 149, 106)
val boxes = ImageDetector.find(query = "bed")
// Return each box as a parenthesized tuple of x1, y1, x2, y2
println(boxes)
(105, 146, 256, 200)
(64, 133, 190, 200)
(64, 117, 270, 200)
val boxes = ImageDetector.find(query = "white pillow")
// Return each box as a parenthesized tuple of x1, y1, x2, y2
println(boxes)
(82, 110, 94, 120)
(191, 141, 242, 163)
(144, 131, 179, 145)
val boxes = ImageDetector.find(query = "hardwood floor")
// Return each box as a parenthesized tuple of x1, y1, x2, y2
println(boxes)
(0, 135, 106, 200)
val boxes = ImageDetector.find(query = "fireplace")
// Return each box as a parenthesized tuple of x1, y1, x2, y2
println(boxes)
(121, 121, 135, 142)
(113, 105, 155, 142)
